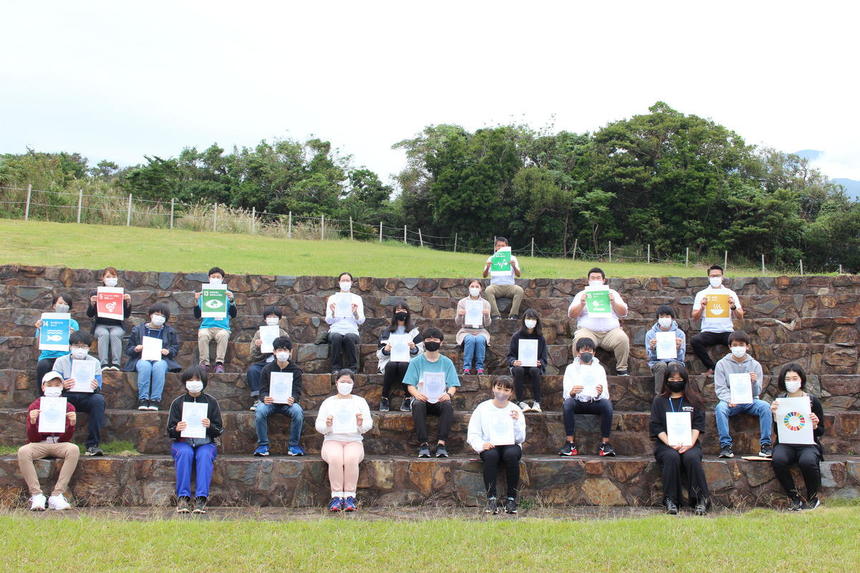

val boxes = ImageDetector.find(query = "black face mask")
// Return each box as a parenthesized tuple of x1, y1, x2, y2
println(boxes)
(424, 341, 441, 352)
(667, 381, 686, 393)
(579, 352, 593, 364)
(395, 312, 408, 322)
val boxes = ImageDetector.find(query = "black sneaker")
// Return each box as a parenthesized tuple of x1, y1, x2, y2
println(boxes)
(192, 496, 207, 514)
(138, 399, 149, 411)
(485, 497, 499, 514)
(418, 444, 431, 458)
(558, 442, 578, 456)
(435, 444, 449, 458)
(491, 315, 502, 321)
(788, 497, 803, 511)
(598, 443, 616, 457)
(803, 496, 821, 510)
(758, 444, 773, 458)
(504, 497, 518, 514)
(616, 369, 629, 376)
(665, 498, 679, 515)
(719, 445, 734, 458)
(85, 446, 104, 457)
(176, 496, 191, 514)
(379, 397, 390, 412)
(400, 397, 413, 412)
(508, 314, 519, 320)
(694, 500, 708, 516)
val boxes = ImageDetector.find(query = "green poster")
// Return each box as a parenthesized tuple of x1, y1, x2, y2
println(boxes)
(201, 284, 228, 318)
(585, 287, 612, 317)
(490, 247, 512, 274)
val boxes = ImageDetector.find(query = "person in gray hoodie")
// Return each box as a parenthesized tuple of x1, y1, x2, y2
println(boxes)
(713, 330, 771, 459)
(644, 305, 687, 393)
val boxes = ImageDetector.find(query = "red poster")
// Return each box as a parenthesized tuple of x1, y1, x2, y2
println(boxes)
(97, 287, 124, 320)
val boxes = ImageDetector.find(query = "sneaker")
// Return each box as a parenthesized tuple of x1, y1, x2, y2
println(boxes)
(435, 444, 449, 458)
(803, 497, 821, 510)
(328, 497, 343, 512)
(476, 369, 485, 375)
(508, 314, 519, 320)
(665, 498, 679, 515)
(250, 400, 260, 412)
(192, 496, 207, 514)
(531, 401, 542, 413)
(418, 444, 431, 458)
(598, 443, 616, 457)
(463, 368, 471, 376)
(214, 363, 225, 374)
(758, 444, 773, 458)
(400, 397, 413, 412)
(29, 493, 46, 511)
(695, 500, 708, 516)
(504, 497, 518, 514)
(558, 442, 578, 456)
(485, 497, 499, 514)
(788, 497, 803, 512)
(199, 361, 210, 373)
(287, 446, 305, 456)
(138, 399, 149, 411)
(253, 445, 270, 456)
(718, 445, 734, 458)
(379, 397, 390, 412)
(518, 401, 531, 412)
(176, 496, 191, 513)
(491, 315, 502, 321)
(147, 401, 159, 411)
(85, 446, 104, 457)
(47, 494, 71, 511)
(616, 369, 629, 376)
(343, 496, 358, 512)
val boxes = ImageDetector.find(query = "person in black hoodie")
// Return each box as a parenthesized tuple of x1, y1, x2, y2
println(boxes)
(506, 309, 548, 413)
(649, 361, 710, 515)
(377, 301, 422, 412)
(167, 365, 223, 514)
(86, 266, 132, 370)
(769, 363, 825, 511)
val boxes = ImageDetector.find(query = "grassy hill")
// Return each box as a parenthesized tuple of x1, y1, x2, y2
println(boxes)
(0, 220, 778, 278)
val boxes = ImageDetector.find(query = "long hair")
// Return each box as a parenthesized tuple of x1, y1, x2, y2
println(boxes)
(518, 308, 543, 338)
(387, 301, 414, 333)
(658, 362, 704, 409)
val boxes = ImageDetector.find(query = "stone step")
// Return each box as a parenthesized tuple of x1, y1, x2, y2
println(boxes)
(1, 408, 858, 457)
(1, 454, 857, 508)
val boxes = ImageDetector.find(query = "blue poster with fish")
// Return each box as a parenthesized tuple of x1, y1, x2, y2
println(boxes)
(39, 312, 71, 351)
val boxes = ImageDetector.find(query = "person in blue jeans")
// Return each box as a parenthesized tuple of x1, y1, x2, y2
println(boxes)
(123, 303, 181, 411)
(247, 306, 289, 411)
(713, 330, 772, 459)
(455, 280, 492, 375)
(167, 365, 223, 514)
(253, 337, 305, 457)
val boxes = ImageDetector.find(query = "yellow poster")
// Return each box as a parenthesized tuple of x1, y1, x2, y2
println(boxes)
(705, 294, 731, 318)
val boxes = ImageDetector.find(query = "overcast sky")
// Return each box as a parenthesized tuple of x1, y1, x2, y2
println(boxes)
(2, 0, 858, 184)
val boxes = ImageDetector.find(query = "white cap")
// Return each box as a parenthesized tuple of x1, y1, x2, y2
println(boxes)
(42, 371, 63, 384)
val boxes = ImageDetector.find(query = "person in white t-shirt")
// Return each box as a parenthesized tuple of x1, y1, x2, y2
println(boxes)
(324, 272, 366, 373)
(690, 265, 744, 375)
(482, 237, 524, 320)
(567, 268, 630, 376)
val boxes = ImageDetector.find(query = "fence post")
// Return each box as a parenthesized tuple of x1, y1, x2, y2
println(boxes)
(761, 253, 765, 273)
(418, 228, 423, 247)
(724, 250, 728, 270)
(321, 214, 325, 240)
(799, 259, 804, 276)
(403, 225, 407, 245)
(349, 217, 354, 240)
(76, 189, 83, 223)
(379, 222, 383, 243)
(839, 264, 843, 274)
(685, 247, 689, 267)
(453, 233, 458, 253)
(170, 198, 175, 229)
(213, 204, 218, 232)
(531, 237, 535, 258)
(608, 241, 612, 263)
(250, 207, 255, 233)
(572, 238, 577, 261)
(126, 194, 132, 226)
(24, 184, 32, 220)
(288, 211, 292, 238)
(647, 244, 650, 264)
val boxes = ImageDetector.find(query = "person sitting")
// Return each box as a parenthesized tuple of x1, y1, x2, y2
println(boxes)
(324, 272, 365, 373)
(690, 265, 743, 375)
(193, 266, 237, 374)
(568, 268, 630, 376)
(123, 303, 181, 411)
(455, 279, 491, 375)
(644, 305, 687, 394)
(34, 294, 79, 392)
(482, 236, 524, 320)
(52, 331, 106, 456)
(377, 301, 422, 412)
(506, 309, 548, 413)
(253, 337, 305, 457)
(247, 306, 289, 411)
(85, 266, 132, 370)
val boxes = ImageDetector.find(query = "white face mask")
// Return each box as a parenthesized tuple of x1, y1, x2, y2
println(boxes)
(658, 317, 672, 329)
(71, 347, 89, 360)
(44, 386, 63, 397)
(730, 346, 747, 358)
(709, 276, 723, 288)
(104, 277, 118, 287)
(275, 351, 290, 362)
(524, 319, 537, 329)
(588, 280, 604, 288)
(469, 287, 481, 297)
(151, 314, 166, 326)
(339, 281, 352, 292)
(265, 317, 280, 326)
(785, 379, 802, 393)
(208, 277, 223, 286)
(54, 303, 70, 314)
(337, 381, 354, 395)
(186, 380, 204, 393)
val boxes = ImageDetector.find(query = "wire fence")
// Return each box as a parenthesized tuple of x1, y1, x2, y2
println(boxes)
(0, 185, 847, 274)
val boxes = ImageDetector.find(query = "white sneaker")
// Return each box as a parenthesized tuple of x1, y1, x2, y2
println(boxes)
(531, 401, 542, 413)
(29, 493, 47, 511)
(518, 401, 531, 412)
(48, 494, 71, 511)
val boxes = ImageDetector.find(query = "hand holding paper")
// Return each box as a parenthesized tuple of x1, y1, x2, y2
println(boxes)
(180, 402, 208, 439)
(70, 360, 96, 393)
(421, 372, 446, 404)
(141, 336, 163, 362)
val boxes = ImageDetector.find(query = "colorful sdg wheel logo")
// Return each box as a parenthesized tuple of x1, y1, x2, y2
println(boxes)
(783, 411, 806, 432)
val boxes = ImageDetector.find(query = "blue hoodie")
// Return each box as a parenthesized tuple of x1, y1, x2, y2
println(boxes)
(644, 320, 686, 367)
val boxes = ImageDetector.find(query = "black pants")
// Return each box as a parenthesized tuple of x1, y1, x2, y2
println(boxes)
(690, 331, 730, 371)
(411, 400, 453, 443)
(511, 366, 542, 403)
(65, 392, 106, 448)
(329, 333, 359, 371)
(562, 397, 613, 438)
(382, 361, 409, 398)
(480, 444, 522, 499)
(772, 443, 822, 500)
(655, 443, 709, 506)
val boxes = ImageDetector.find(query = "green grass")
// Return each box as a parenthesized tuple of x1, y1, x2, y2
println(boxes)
(0, 507, 857, 571)
(0, 219, 776, 278)
(0, 442, 139, 456)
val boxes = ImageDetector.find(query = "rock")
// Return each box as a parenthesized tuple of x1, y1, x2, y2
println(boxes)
(581, 478, 626, 505)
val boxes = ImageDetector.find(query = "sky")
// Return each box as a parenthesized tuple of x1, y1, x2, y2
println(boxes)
(2, 0, 858, 185)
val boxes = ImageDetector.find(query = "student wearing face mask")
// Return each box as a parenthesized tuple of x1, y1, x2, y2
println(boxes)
(167, 365, 224, 514)
(377, 302, 422, 412)
(17, 371, 78, 511)
(506, 309, 548, 413)
(193, 267, 237, 374)
(51, 331, 106, 457)
(644, 305, 687, 393)
(247, 307, 289, 411)
(482, 237, 524, 320)
(713, 330, 772, 459)
(124, 303, 181, 411)
(315, 370, 373, 512)
(558, 338, 616, 456)
(324, 272, 365, 373)
(467, 377, 527, 514)
(691, 265, 744, 375)
(769, 363, 824, 511)
(86, 266, 132, 370)
(568, 268, 630, 376)
(455, 280, 492, 375)
(34, 294, 79, 393)
(649, 362, 709, 515)
(253, 337, 305, 457)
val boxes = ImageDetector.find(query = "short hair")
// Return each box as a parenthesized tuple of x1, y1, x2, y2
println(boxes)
(728, 330, 750, 345)
(777, 363, 807, 392)
(338, 272, 354, 282)
(147, 303, 170, 321)
(587, 267, 605, 280)
(656, 305, 675, 319)
(262, 306, 283, 319)
(334, 369, 355, 382)
(180, 365, 208, 386)
(69, 331, 93, 347)
(492, 376, 514, 391)
(423, 327, 444, 341)
(575, 337, 596, 352)
(52, 293, 73, 309)
(208, 266, 226, 278)
(495, 237, 509, 245)
(708, 264, 724, 274)
(102, 266, 118, 277)
(468, 279, 482, 289)
(272, 336, 292, 351)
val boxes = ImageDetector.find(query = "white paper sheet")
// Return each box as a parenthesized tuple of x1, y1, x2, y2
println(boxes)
(38, 397, 67, 434)
(579, 371, 599, 400)
(776, 397, 815, 445)
(141, 336, 163, 362)
(465, 300, 483, 329)
(180, 401, 208, 439)
(729, 372, 753, 404)
(421, 372, 446, 404)
(70, 360, 96, 393)
(269, 372, 294, 404)
(666, 412, 693, 446)
(334, 293, 353, 318)
(259, 325, 280, 354)
(655, 331, 677, 361)
(488, 408, 516, 446)
(388, 333, 411, 363)
(331, 399, 358, 434)
(518, 339, 539, 367)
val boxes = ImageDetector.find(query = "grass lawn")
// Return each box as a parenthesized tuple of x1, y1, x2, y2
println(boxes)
(1, 505, 857, 571)
(0, 220, 777, 279)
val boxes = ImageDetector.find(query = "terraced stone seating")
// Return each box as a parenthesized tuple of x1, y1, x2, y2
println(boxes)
(0, 265, 858, 508)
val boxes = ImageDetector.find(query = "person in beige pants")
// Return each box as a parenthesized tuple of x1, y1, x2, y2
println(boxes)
(482, 237, 524, 319)
(568, 267, 631, 375)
